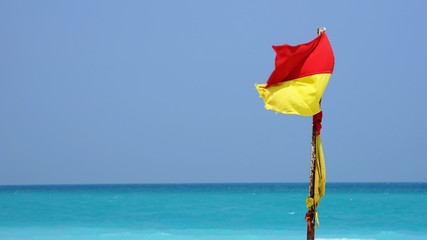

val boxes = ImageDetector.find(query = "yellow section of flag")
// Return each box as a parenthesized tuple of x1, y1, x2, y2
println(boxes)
(255, 73, 331, 116)
(306, 134, 326, 210)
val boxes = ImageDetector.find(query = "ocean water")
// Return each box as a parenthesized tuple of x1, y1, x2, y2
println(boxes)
(0, 183, 426, 240)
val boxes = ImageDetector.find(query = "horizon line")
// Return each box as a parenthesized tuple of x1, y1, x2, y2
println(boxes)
(1, 181, 426, 187)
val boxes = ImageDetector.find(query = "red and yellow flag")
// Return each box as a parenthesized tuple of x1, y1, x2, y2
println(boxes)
(256, 32, 334, 218)
(255, 32, 334, 116)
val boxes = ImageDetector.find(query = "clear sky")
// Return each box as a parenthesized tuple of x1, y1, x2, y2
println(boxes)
(1, 1, 426, 185)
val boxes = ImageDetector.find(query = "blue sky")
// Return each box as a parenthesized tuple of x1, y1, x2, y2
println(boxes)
(1, 1, 426, 185)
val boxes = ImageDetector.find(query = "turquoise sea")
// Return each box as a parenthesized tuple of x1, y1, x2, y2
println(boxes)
(0, 183, 426, 240)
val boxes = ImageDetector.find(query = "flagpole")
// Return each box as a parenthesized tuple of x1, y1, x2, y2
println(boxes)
(306, 119, 317, 240)
(306, 27, 326, 240)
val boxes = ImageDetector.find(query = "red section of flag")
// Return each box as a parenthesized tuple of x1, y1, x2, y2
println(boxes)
(313, 111, 323, 136)
(265, 33, 334, 88)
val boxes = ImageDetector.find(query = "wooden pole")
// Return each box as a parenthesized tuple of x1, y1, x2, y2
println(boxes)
(306, 27, 326, 240)
(306, 121, 317, 240)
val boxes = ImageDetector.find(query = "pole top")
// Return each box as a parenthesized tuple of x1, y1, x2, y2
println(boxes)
(317, 27, 326, 36)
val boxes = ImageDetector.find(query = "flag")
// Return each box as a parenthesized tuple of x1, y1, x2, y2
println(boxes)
(255, 32, 335, 227)
(255, 32, 334, 116)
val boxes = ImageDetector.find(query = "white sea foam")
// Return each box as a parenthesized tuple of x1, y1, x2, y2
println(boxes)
(317, 238, 376, 240)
